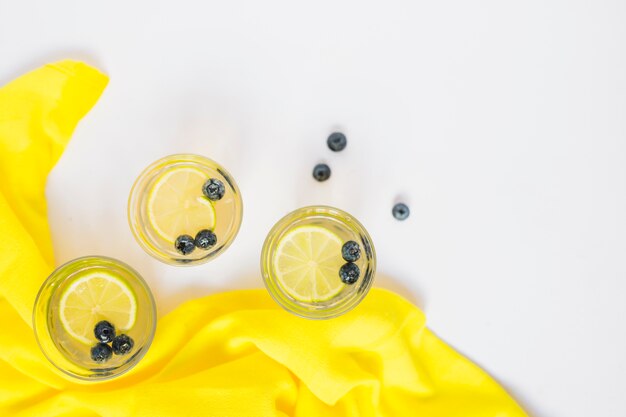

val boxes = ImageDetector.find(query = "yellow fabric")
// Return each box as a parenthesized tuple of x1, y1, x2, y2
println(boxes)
(0, 61, 528, 417)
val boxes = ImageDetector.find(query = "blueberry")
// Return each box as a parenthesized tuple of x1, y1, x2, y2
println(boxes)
(91, 343, 113, 363)
(175, 234, 196, 255)
(313, 163, 331, 182)
(195, 229, 217, 250)
(202, 178, 225, 201)
(94, 320, 116, 343)
(392, 203, 410, 221)
(112, 334, 134, 355)
(327, 132, 347, 152)
(341, 241, 361, 262)
(339, 262, 360, 285)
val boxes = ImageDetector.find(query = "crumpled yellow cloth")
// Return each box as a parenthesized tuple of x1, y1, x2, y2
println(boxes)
(0, 61, 528, 417)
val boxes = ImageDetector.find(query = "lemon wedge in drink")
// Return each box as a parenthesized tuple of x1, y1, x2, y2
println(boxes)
(147, 166, 216, 243)
(59, 271, 137, 344)
(273, 225, 345, 302)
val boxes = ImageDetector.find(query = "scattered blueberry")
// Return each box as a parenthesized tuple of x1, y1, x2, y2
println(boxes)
(339, 262, 360, 285)
(341, 241, 361, 262)
(195, 229, 217, 250)
(327, 132, 347, 152)
(112, 334, 134, 355)
(313, 163, 331, 182)
(202, 178, 226, 201)
(94, 320, 116, 343)
(392, 203, 410, 221)
(91, 343, 113, 363)
(175, 234, 196, 255)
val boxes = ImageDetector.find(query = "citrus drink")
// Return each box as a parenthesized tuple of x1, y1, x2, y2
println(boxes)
(128, 154, 243, 265)
(33, 257, 156, 380)
(261, 206, 376, 319)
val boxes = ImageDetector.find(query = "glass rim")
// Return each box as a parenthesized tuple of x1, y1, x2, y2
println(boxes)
(260, 205, 376, 319)
(32, 255, 157, 381)
(127, 153, 243, 266)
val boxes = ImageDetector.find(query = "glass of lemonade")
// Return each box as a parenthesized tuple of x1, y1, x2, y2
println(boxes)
(261, 206, 376, 319)
(33, 256, 156, 380)
(128, 154, 243, 265)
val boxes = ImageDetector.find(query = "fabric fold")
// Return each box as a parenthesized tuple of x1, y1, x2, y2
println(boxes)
(0, 60, 108, 324)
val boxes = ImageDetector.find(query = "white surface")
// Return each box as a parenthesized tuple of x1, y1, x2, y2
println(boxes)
(2, 1, 626, 416)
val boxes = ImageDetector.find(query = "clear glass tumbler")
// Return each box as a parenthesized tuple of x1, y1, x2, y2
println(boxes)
(33, 256, 156, 380)
(128, 154, 243, 266)
(261, 206, 376, 319)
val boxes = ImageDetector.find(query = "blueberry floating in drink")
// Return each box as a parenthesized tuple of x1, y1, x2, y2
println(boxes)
(202, 178, 225, 201)
(174, 235, 196, 255)
(91, 343, 113, 363)
(341, 241, 361, 262)
(339, 262, 360, 285)
(94, 320, 116, 343)
(195, 229, 217, 250)
(112, 334, 134, 355)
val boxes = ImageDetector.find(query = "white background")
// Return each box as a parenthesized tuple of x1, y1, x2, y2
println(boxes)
(2, 1, 626, 416)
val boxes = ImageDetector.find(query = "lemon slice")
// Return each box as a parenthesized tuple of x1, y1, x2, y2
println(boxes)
(147, 166, 216, 243)
(59, 271, 137, 345)
(273, 225, 345, 302)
